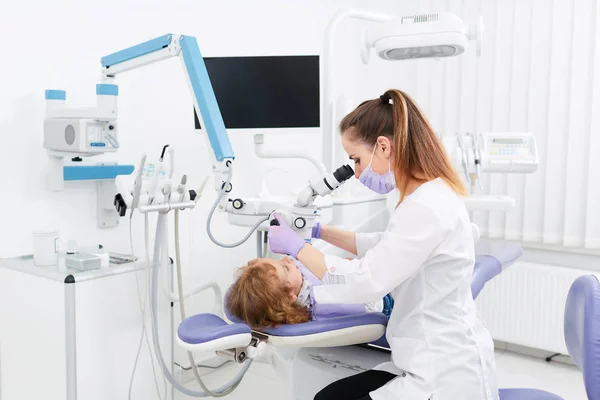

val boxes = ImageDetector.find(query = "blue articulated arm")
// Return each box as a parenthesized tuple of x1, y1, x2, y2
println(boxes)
(179, 36, 234, 162)
(100, 33, 235, 162)
(101, 34, 174, 67)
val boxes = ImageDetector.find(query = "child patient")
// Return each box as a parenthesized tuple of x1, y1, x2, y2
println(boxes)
(226, 257, 385, 330)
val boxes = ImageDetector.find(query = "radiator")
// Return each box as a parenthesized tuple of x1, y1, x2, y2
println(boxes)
(475, 261, 599, 354)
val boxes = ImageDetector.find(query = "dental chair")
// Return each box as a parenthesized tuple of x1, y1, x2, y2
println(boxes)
(176, 242, 522, 359)
(498, 275, 600, 400)
(178, 310, 389, 354)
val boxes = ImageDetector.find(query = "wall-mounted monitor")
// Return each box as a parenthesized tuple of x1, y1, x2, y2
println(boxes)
(194, 55, 320, 130)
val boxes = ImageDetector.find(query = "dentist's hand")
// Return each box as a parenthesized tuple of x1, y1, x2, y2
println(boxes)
(268, 213, 307, 258)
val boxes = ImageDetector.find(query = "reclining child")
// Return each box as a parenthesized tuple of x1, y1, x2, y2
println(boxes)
(226, 256, 393, 330)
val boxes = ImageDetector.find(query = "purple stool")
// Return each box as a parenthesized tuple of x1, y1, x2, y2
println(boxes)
(499, 275, 600, 400)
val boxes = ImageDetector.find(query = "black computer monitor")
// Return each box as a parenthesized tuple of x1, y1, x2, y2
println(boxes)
(194, 55, 320, 129)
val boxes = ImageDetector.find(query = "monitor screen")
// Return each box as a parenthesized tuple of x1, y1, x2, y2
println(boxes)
(194, 55, 320, 129)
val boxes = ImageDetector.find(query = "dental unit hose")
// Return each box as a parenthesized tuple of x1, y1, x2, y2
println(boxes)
(128, 213, 166, 400)
(206, 162, 269, 248)
(175, 209, 242, 396)
(151, 212, 252, 397)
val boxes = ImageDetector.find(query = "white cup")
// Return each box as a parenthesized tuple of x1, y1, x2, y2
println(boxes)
(32, 229, 59, 266)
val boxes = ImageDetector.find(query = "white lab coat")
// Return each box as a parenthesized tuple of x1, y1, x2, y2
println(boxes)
(314, 178, 498, 400)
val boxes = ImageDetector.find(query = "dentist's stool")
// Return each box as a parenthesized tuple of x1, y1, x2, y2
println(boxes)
(499, 275, 600, 400)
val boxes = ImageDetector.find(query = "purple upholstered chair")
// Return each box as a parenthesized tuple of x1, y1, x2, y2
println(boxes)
(499, 275, 600, 400)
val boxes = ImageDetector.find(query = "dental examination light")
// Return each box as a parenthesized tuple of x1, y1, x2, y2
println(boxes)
(321, 9, 483, 172)
(360, 13, 483, 63)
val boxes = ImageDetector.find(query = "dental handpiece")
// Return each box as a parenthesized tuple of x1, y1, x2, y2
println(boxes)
(162, 182, 172, 203)
(456, 134, 470, 185)
(471, 133, 484, 192)
(167, 147, 175, 180)
(147, 164, 163, 204)
(177, 175, 187, 201)
(148, 145, 170, 204)
(132, 153, 147, 209)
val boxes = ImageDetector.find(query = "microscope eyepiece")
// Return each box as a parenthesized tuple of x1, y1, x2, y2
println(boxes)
(333, 164, 354, 183)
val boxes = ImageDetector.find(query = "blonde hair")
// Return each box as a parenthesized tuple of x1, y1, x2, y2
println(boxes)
(339, 89, 467, 203)
(226, 259, 311, 329)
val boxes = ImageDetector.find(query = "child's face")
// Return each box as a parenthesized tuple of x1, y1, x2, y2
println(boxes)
(265, 257, 304, 300)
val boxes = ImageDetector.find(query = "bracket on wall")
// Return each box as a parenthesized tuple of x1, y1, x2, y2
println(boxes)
(92, 162, 134, 229)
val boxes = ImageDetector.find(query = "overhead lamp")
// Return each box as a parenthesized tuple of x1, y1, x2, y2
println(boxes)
(321, 10, 484, 173)
(360, 13, 483, 64)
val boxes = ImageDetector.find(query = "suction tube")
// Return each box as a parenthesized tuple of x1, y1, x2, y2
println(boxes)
(150, 213, 252, 397)
(175, 209, 242, 396)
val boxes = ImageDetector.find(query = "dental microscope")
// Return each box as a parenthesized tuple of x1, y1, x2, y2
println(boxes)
(266, 164, 355, 240)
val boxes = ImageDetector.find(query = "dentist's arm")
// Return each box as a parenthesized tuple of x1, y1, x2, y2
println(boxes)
(268, 214, 328, 279)
(315, 224, 384, 257)
(296, 245, 327, 279)
(312, 203, 451, 305)
(317, 225, 357, 255)
(270, 203, 452, 305)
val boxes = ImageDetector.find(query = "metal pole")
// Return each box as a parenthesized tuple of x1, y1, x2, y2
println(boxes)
(170, 258, 175, 400)
(256, 231, 263, 258)
(0, 339, 3, 400)
(64, 275, 77, 400)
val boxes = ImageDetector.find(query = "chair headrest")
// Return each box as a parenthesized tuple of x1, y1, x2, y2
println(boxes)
(564, 275, 600, 400)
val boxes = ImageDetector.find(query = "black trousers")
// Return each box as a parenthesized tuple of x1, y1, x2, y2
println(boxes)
(314, 370, 397, 400)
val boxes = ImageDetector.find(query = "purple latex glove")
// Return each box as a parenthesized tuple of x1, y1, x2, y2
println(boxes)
(268, 213, 307, 258)
(312, 222, 322, 239)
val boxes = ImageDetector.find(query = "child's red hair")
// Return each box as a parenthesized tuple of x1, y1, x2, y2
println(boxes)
(226, 259, 311, 329)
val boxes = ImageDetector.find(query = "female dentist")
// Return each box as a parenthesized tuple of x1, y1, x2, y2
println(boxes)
(268, 89, 498, 400)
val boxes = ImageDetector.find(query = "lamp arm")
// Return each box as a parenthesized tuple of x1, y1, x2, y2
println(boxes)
(321, 10, 393, 172)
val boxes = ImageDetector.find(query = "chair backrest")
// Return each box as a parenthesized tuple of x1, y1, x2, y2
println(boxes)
(471, 255, 502, 299)
(564, 275, 600, 400)
(471, 242, 523, 299)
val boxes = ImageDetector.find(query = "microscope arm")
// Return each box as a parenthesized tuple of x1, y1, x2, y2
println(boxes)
(100, 33, 235, 191)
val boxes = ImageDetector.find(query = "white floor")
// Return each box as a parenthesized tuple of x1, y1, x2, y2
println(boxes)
(175, 349, 587, 400)
(494, 349, 585, 400)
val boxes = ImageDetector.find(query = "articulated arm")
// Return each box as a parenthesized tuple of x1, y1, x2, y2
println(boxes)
(44, 33, 234, 194)
(100, 33, 234, 165)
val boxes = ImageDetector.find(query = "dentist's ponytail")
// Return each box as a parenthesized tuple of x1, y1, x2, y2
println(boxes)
(339, 89, 466, 203)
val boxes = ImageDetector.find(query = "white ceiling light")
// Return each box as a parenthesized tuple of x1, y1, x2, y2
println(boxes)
(360, 13, 483, 64)
(321, 9, 484, 172)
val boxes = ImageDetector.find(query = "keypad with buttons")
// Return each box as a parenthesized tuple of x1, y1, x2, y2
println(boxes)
(490, 142, 530, 156)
